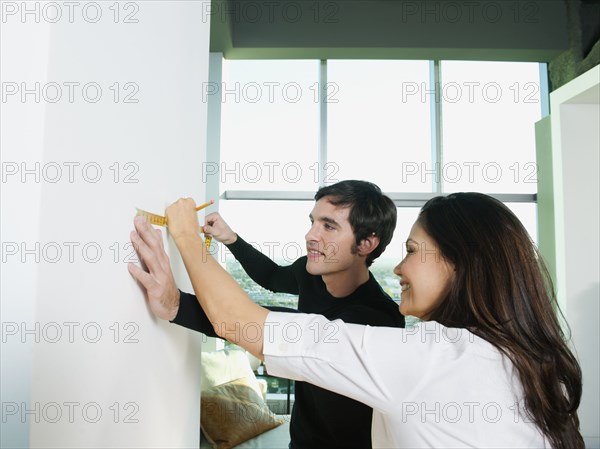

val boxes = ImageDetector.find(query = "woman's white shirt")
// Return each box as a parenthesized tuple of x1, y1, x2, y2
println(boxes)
(262, 311, 548, 449)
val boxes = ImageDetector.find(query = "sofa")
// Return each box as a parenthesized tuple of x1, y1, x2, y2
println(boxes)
(199, 349, 291, 449)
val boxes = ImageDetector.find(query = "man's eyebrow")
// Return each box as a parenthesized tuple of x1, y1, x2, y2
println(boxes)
(309, 213, 341, 227)
(320, 216, 340, 227)
(406, 238, 417, 244)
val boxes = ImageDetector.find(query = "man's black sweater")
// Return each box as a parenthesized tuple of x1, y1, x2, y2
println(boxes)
(173, 236, 405, 449)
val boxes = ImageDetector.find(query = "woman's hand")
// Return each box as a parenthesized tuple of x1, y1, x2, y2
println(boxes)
(165, 198, 201, 242)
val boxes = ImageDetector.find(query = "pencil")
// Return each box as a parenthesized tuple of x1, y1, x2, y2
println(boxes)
(195, 199, 215, 212)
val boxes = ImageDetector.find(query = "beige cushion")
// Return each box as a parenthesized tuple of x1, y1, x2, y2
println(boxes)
(255, 379, 268, 401)
(201, 378, 284, 449)
(200, 349, 262, 399)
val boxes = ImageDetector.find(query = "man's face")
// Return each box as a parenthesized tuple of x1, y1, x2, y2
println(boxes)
(304, 198, 363, 276)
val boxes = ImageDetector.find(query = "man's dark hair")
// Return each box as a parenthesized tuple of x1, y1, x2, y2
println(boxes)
(314, 180, 397, 267)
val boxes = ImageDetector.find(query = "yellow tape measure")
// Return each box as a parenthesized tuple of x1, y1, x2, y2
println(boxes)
(135, 200, 214, 248)
(135, 208, 169, 226)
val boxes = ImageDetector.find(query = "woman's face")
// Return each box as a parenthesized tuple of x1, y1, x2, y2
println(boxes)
(394, 221, 455, 320)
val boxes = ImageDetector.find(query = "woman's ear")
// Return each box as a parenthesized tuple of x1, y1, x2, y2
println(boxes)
(358, 234, 380, 256)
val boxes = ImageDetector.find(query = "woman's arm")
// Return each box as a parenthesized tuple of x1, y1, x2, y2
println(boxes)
(129, 198, 269, 358)
(174, 232, 269, 358)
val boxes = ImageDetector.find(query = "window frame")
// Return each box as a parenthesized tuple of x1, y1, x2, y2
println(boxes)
(210, 56, 545, 207)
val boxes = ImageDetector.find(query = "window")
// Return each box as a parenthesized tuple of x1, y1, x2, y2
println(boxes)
(440, 61, 542, 194)
(220, 60, 320, 192)
(210, 57, 545, 316)
(327, 60, 432, 192)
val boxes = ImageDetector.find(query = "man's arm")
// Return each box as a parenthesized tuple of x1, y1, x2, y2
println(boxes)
(205, 212, 299, 294)
(172, 290, 218, 337)
(174, 289, 298, 336)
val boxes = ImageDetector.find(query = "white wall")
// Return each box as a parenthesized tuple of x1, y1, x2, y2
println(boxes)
(557, 105, 600, 449)
(2, 2, 211, 447)
(1, 14, 51, 449)
(538, 66, 600, 449)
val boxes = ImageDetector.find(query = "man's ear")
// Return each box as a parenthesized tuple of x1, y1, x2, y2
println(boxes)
(357, 234, 380, 256)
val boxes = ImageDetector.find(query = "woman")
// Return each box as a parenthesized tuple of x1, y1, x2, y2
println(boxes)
(129, 192, 583, 448)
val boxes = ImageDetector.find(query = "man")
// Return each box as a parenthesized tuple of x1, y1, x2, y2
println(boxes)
(136, 180, 404, 448)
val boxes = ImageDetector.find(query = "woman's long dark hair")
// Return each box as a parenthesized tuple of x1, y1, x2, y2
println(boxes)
(419, 193, 583, 449)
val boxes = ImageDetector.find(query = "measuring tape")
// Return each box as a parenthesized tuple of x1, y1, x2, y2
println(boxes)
(135, 200, 214, 248)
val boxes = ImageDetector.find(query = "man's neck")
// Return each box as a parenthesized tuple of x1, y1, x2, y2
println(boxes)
(321, 265, 370, 298)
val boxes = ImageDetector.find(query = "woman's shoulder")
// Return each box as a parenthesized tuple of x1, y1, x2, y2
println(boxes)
(379, 321, 501, 360)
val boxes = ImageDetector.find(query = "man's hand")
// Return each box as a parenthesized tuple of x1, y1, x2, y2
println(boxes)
(203, 212, 237, 245)
(128, 215, 180, 321)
